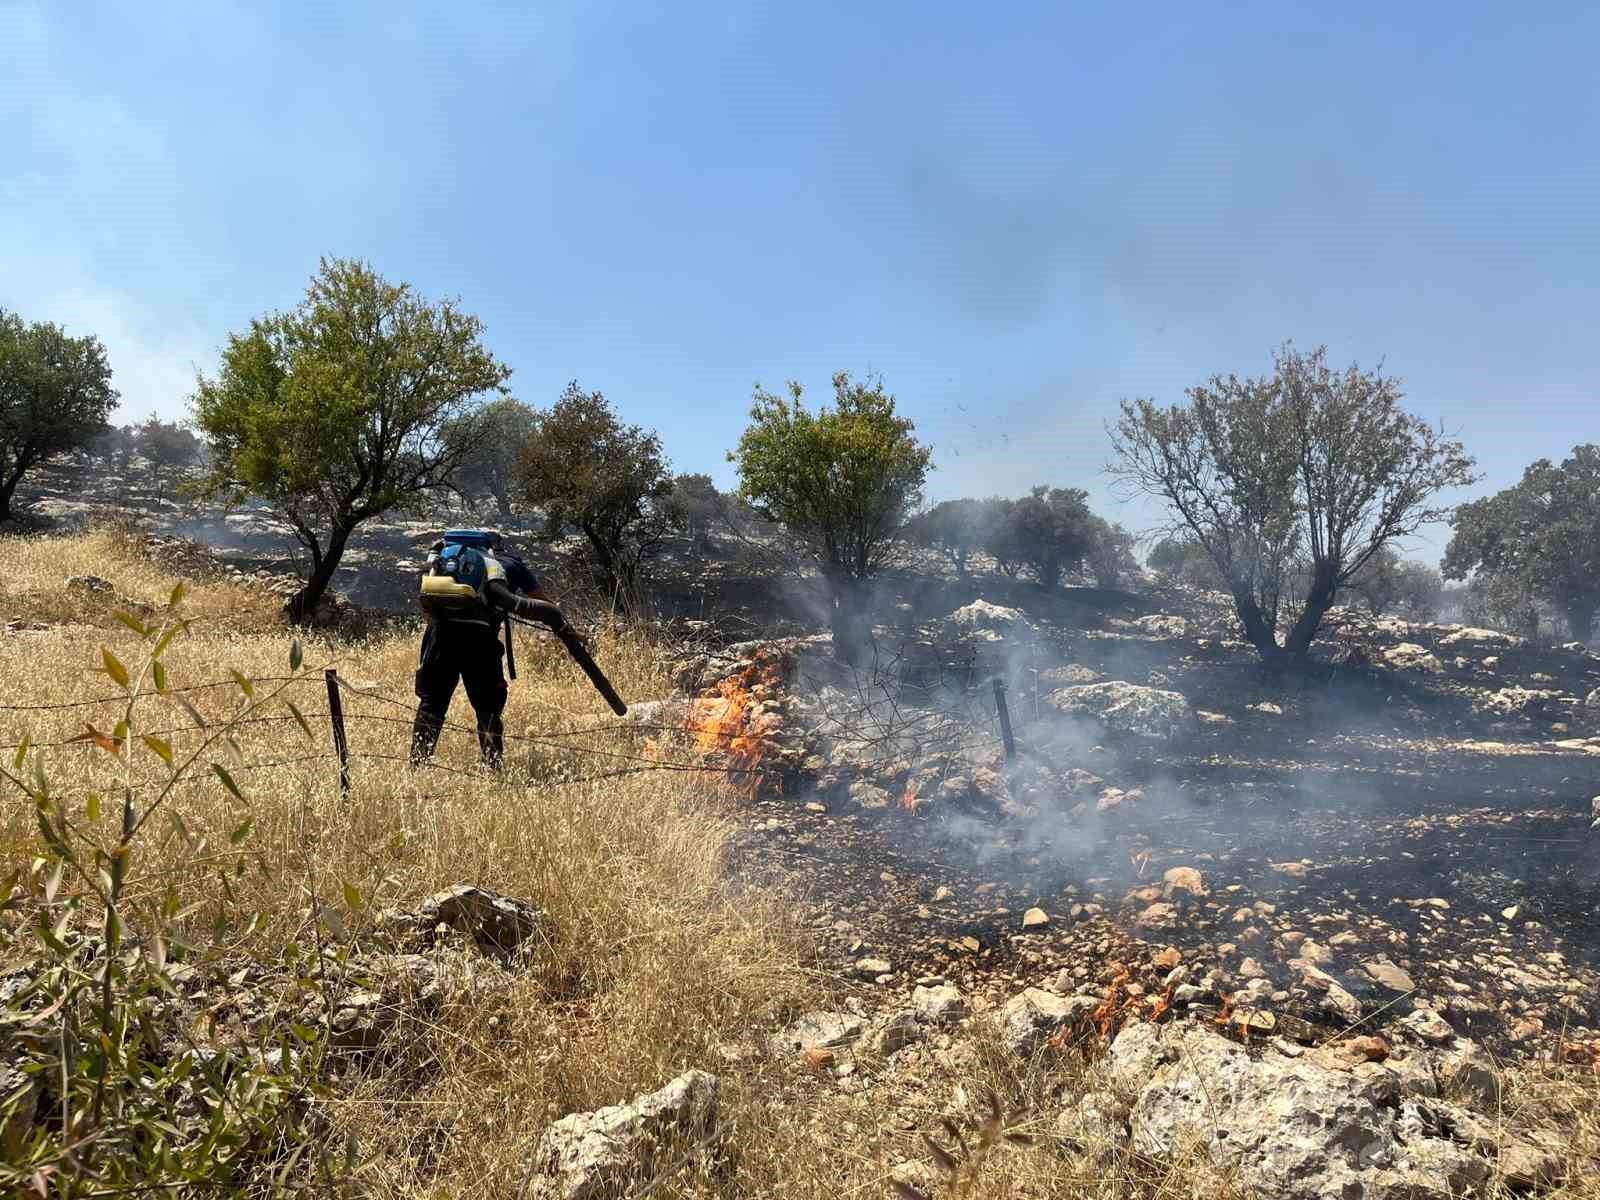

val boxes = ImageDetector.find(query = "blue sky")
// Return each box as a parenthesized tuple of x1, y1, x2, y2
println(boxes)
(4, 2, 1596, 557)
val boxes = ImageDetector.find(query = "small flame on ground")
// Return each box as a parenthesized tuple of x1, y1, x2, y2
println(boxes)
(900, 781, 922, 812)
(684, 649, 788, 798)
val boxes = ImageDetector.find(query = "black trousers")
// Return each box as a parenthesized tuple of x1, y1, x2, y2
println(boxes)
(410, 620, 508, 767)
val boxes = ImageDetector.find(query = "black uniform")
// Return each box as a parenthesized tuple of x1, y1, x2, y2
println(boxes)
(409, 555, 566, 768)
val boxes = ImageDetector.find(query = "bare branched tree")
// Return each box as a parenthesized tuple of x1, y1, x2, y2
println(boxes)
(1110, 344, 1476, 660)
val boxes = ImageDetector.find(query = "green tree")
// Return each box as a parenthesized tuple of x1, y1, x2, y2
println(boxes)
(975, 496, 1026, 578)
(731, 371, 931, 661)
(192, 258, 510, 621)
(905, 498, 988, 578)
(1392, 560, 1444, 622)
(1443, 445, 1600, 643)
(0, 308, 118, 520)
(1346, 545, 1404, 615)
(1085, 517, 1139, 589)
(1110, 344, 1475, 661)
(669, 472, 726, 550)
(442, 396, 537, 520)
(998, 485, 1096, 589)
(1462, 570, 1546, 640)
(1346, 546, 1445, 621)
(135, 413, 202, 505)
(514, 381, 674, 608)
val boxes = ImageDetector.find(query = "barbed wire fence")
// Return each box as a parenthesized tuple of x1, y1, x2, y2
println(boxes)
(0, 664, 803, 797)
(0, 624, 1038, 808)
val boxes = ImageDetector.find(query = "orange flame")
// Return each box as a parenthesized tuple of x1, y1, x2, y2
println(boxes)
(1092, 968, 1131, 1039)
(685, 650, 787, 798)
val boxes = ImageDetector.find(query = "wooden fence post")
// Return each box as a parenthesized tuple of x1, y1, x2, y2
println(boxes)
(324, 668, 351, 795)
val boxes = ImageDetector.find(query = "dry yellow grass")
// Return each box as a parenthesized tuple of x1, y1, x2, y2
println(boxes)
(3, 528, 1598, 1198)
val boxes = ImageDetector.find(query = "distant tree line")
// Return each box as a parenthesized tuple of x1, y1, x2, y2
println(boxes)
(8, 269, 1598, 653)
(904, 492, 1137, 590)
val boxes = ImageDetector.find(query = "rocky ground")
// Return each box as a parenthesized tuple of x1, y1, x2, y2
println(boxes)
(8, 473, 1600, 1196)
(680, 598, 1600, 1065)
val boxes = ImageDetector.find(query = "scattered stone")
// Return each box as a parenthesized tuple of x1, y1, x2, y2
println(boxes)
(1048, 682, 1192, 740)
(1500, 1139, 1565, 1189)
(1131, 614, 1189, 638)
(1104, 1023, 1514, 1200)
(1343, 1036, 1391, 1062)
(1401, 1011, 1465, 1049)
(1270, 862, 1309, 880)
(1042, 664, 1102, 686)
(1021, 907, 1050, 929)
(947, 600, 1028, 632)
(1436, 1039, 1502, 1107)
(1232, 1008, 1277, 1035)
(912, 984, 966, 1025)
(1249, 701, 1284, 716)
(522, 1071, 720, 1200)
(848, 781, 891, 809)
(1383, 643, 1445, 673)
(386, 884, 548, 959)
(771, 1012, 863, 1054)
(1136, 902, 1177, 928)
(1364, 960, 1416, 993)
(1161, 867, 1206, 900)
(1439, 626, 1523, 647)
(993, 988, 1099, 1056)
(854, 958, 892, 978)
(871, 1010, 923, 1055)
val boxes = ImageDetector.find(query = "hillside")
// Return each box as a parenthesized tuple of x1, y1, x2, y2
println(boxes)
(4, 527, 1600, 1199)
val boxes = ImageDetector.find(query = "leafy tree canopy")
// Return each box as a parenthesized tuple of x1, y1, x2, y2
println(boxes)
(136, 414, 203, 503)
(514, 381, 674, 605)
(442, 396, 537, 520)
(192, 257, 510, 620)
(731, 371, 931, 659)
(1085, 517, 1139, 589)
(1346, 546, 1444, 621)
(0, 307, 118, 519)
(905, 497, 990, 578)
(998, 485, 1096, 590)
(1443, 445, 1600, 642)
(669, 472, 727, 548)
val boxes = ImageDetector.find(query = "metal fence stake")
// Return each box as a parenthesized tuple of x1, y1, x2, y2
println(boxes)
(993, 678, 1016, 760)
(324, 668, 351, 795)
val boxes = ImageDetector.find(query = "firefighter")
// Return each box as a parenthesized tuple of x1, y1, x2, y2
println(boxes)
(410, 530, 570, 768)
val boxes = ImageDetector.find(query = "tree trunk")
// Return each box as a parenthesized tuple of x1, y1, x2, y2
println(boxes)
(828, 575, 871, 665)
(1285, 571, 1339, 659)
(1231, 588, 1282, 659)
(287, 524, 351, 625)
(0, 476, 16, 521)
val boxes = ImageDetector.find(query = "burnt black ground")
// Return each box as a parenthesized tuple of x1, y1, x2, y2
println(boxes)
(733, 595, 1600, 1060)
